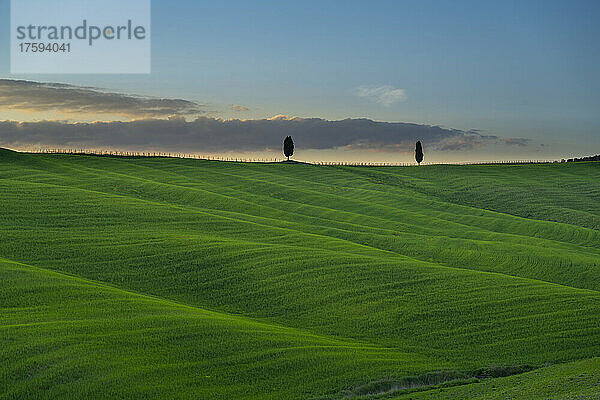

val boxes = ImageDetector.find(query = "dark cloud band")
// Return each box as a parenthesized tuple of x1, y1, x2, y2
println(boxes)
(0, 117, 529, 153)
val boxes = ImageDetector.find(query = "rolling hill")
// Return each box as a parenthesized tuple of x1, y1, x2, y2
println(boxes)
(1, 148, 599, 399)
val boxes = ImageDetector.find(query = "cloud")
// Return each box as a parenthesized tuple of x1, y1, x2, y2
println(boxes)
(500, 137, 532, 146)
(267, 114, 301, 121)
(231, 105, 249, 112)
(0, 79, 205, 119)
(355, 85, 408, 106)
(0, 79, 531, 154)
(0, 117, 528, 154)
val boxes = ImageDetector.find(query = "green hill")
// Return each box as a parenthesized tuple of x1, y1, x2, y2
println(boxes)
(1, 149, 599, 399)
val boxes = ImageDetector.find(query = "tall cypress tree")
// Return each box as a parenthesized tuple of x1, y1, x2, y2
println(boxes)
(415, 141, 424, 165)
(283, 136, 294, 161)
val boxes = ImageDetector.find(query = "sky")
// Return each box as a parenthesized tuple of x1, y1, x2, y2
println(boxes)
(0, 0, 599, 163)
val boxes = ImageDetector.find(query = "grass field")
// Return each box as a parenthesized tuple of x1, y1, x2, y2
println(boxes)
(1, 148, 599, 399)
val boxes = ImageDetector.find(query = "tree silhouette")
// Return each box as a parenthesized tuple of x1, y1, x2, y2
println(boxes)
(415, 141, 424, 165)
(283, 136, 294, 161)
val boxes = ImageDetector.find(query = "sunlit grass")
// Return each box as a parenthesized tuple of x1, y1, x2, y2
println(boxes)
(1, 148, 599, 399)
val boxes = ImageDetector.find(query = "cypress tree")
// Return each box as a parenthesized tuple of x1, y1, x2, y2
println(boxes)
(415, 141, 424, 165)
(283, 136, 294, 161)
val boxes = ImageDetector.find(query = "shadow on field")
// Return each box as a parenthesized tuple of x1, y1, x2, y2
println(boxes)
(329, 365, 535, 399)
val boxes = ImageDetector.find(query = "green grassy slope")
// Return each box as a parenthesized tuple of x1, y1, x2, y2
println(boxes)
(391, 357, 600, 400)
(1, 148, 599, 398)
(347, 162, 600, 230)
(0, 258, 433, 400)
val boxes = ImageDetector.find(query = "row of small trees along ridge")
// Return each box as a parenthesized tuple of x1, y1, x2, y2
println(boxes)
(283, 136, 425, 164)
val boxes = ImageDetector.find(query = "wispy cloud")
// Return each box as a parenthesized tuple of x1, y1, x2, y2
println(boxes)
(500, 137, 532, 146)
(354, 85, 408, 106)
(0, 79, 205, 120)
(231, 104, 249, 112)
